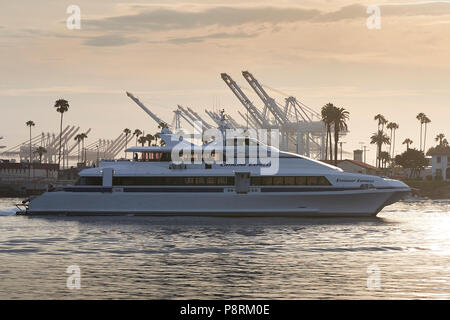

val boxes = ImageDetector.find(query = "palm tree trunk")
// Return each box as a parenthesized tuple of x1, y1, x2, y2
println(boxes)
(423, 124, 427, 152)
(392, 130, 396, 158)
(329, 127, 333, 161)
(324, 128, 328, 160)
(378, 143, 381, 168)
(82, 140, 85, 163)
(419, 123, 423, 151)
(389, 130, 393, 158)
(125, 134, 128, 159)
(29, 126, 32, 179)
(334, 127, 339, 166)
(58, 113, 63, 168)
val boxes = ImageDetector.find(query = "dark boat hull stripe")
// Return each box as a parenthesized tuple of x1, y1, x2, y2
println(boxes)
(60, 186, 406, 193)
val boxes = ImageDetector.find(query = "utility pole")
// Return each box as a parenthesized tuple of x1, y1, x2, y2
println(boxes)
(363, 146, 369, 163)
(359, 142, 369, 163)
(96, 145, 99, 166)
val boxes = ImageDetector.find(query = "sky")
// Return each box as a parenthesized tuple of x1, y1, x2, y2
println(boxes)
(1, 0, 450, 165)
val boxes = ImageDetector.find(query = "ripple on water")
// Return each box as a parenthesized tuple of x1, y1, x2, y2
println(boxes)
(0, 198, 449, 299)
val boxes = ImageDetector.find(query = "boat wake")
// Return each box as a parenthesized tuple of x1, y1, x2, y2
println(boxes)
(0, 208, 17, 216)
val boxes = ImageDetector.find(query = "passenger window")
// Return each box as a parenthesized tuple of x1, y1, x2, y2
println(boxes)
(195, 177, 205, 185)
(262, 177, 273, 185)
(284, 177, 295, 185)
(295, 176, 307, 185)
(318, 176, 331, 186)
(251, 177, 261, 185)
(273, 177, 284, 185)
(307, 177, 319, 185)
(217, 177, 227, 185)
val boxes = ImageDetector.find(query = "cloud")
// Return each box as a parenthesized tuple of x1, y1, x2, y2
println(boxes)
(6, 3, 450, 48)
(86, 6, 321, 31)
(82, 34, 139, 47)
(314, 2, 450, 22)
(314, 4, 366, 22)
(163, 32, 258, 44)
(382, 1, 450, 16)
(85, 3, 450, 33)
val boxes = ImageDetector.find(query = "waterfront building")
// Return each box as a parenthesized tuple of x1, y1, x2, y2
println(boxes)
(427, 146, 450, 180)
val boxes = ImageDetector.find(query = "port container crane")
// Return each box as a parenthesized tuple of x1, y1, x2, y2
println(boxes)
(126, 91, 170, 132)
(221, 73, 268, 129)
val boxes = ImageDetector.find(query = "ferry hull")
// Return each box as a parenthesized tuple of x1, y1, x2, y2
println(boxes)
(22, 188, 410, 217)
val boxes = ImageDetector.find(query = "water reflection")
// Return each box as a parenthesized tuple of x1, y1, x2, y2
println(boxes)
(0, 198, 449, 299)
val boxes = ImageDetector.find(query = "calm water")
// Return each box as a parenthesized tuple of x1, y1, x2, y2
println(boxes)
(0, 198, 449, 299)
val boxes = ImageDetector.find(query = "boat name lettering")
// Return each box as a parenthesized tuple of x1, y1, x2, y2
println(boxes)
(336, 178, 356, 182)
(220, 163, 271, 167)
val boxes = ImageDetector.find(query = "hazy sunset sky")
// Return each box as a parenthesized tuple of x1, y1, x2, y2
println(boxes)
(1, 0, 450, 164)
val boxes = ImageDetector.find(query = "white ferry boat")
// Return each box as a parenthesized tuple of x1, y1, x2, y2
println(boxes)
(17, 128, 410, 217)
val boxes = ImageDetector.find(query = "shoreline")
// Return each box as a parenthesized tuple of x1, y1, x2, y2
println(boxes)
(403, 180, 450, 200)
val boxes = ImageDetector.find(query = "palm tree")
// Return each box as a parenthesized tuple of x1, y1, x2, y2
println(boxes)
(138, 136, 147, 146)
(54, 99, 70, 168)
(26, 120, 35, 178)
(133, 129, 142, 146)
(321, 103, 336, 161)
(402, 138, 413, 150)
(443, 139, 449, 147)
(158, 122, 169, 131)
(386, 122, 399, 158)
(74, 134, 83, 163)
(374, 114, 388, 133)
(416, 112, 425, 151)
(379, 151, 391, 169)
(145, 134, 154, 146)
(370, 130, 390, 168)
(333, 107, 349, 165)
(154, 133, 160, 146)
(79, 133, 88, 163)
(422, 116, 431, 151)
(391, 122, 399, 158)
(386, 122, 394, 157)
(435, 133, 446, 146)
(34, 146, 47, 163)
(123, 128, 131, 158)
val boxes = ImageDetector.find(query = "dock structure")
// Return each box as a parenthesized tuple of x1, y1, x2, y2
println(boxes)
(0, 126, 121, 168)
(219, 71, 333, 158)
